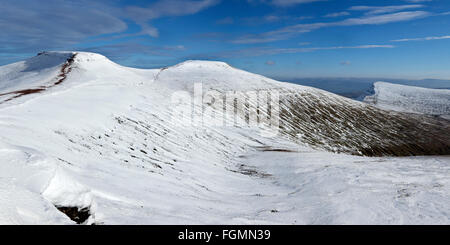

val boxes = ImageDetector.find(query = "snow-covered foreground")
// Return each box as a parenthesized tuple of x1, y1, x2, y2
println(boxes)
(1, 140, 448, 225)
(364, 82, 450, 119)
(245, 149, 450, 224)
(0, 52, 449, 224)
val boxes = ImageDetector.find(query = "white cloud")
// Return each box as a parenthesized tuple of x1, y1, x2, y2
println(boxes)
(340, 11, 429, 25)
(392, 35, 450, 42)
(324, 12, 351, 18)
(215, 44, 395, 57)
(264, 15, 281, 22)
(247, 0, 325, 7)
(265, 60, 276, 65)
(0, 0, 127, 53)
(349, 5, 424, 15)
(126, 0, 220, 37)
(437, 11, 450, 16)
(403, 0, 431, 3)
(270, 0, 325, 7)
(241, 15, 312, 25)
(232, 11, 429, 44)
(127, 0, 220, 20)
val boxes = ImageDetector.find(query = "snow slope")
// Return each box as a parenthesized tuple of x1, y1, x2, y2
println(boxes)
(0, 52, 449, 224)
(364, 82, 450, 119)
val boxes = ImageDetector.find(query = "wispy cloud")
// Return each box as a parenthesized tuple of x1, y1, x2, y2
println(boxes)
(349, 4, 424, 15)
(265, 60, 276, 65)
(232, 11, 429, 44)
(339, 11, 429, 25)
(238, 15, 312, 26)
(403, 0, 431, 3)
(208, 44, 395, 58)
(247, 0, 325, 7)
(324, 12, 350, 18)
(0, 0, 220, 58)
(0, 0, 126, 54)
(271, 0, 325, 7)
(392, 35, 450, 42)
(435, 11, 450, 16)
(126, 0, 220, 37)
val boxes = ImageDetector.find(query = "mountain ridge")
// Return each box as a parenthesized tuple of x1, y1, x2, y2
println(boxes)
(1, 51, 450, 224)
(1, 51, 449, 156)
(364, 81, 450, 118)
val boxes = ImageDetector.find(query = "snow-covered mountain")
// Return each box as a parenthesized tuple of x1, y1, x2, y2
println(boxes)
(364, 82, 450, 119)
(1, 52, 449, 224)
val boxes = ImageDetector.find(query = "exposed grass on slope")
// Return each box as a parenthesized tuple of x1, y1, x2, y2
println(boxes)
(278, 90, 450, 156)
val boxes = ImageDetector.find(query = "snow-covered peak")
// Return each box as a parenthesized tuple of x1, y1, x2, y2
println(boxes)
(0, 51, 73, 76)
(72, 52, 116, 65)
(34, 51, 109, 63)
(19, 51, 118, 70)
(25, 51, 75, 70)
(0, 52, 77, 94)
(154, 59, 289, 92)
(169, 60, 232, 70)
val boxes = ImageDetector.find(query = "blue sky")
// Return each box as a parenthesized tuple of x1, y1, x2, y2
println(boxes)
(1, 0, 450, 79)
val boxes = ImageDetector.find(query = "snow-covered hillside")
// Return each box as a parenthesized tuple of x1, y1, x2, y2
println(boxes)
(0, 52, 449, 224)
(364, 82, 450, 119)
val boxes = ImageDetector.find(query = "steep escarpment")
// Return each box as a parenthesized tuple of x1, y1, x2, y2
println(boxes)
(153, 61, 450, 157)
(278, 90, 450, 156)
